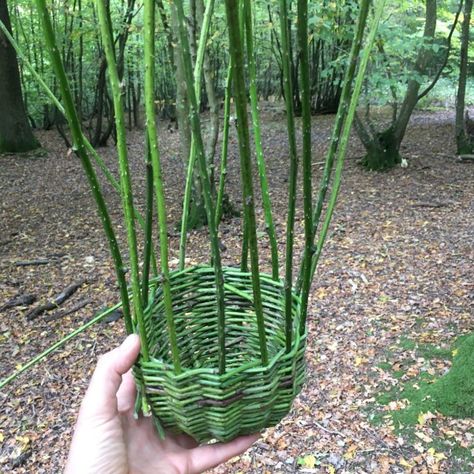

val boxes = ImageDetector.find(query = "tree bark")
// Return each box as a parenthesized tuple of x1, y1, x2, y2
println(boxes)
(357, 0, 438, 170)
(0, 0, 40, 153)
(170, 2, 206, 230)
(393, 0, 437, 147)
(196, 0, 219, 189)
(456, 0, 473, 155)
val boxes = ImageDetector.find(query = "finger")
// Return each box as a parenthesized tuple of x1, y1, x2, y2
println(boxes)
(81, 334, 141, 418)
(187, 433, 259, 473)
(116, 370, 137, 413)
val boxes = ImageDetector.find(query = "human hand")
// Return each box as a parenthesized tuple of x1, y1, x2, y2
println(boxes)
(65, 334, 258, 474)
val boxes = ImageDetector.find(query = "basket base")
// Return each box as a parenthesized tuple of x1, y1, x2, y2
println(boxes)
(138, 339, 306, 442)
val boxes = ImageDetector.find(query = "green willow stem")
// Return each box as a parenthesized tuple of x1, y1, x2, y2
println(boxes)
(279, 0, 299, 352)
(297, 0, 314, 327)
(296, 0, 370, 293)
(215, 60, 233, 228)
(33, 0, 133, 335)
(302, 0, 387, 330)
(174, 0, 227, 373)
(96, 0, 149, 359)
(144, 0, 181, 372)
(178, 0, 216, 270)
(85, 141, 158, 279)
(243, 0, 279, 281)
(0, 303, 122, 390)
(238, 0, 249, 271)
(240, 222, 249, 272)
(224, 0, 269, 366)
(141, 142, 154, 305)
(0, 18, 158, 280)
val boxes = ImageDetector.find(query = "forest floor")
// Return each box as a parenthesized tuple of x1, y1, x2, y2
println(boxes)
(0, 107, 473, 473)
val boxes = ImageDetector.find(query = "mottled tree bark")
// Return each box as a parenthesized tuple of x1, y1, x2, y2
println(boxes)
(196, 0, 219, 189)
(170, 2, 206, 229)
(456, 0, 473, 155)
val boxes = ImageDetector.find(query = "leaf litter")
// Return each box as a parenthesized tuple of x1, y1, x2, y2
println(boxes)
(0, 108, 473, 473)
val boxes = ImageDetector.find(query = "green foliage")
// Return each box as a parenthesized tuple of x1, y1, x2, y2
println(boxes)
(360, 0, 466, 109)
(6, 0, 474, 128)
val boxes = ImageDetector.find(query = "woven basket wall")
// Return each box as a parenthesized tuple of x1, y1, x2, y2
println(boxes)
(135, 265, 306, 442)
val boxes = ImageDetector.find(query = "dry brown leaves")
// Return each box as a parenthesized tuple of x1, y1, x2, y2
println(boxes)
(0, 108, 473, 473)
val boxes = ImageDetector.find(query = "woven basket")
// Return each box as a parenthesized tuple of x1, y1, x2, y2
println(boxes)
(135, 265, 306, 442)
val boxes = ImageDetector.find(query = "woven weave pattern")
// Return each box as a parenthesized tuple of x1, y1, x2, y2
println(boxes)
(136, 265, 306, 442)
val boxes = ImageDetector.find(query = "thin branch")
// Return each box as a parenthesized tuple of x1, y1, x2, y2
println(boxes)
(417, 0, 463, 102)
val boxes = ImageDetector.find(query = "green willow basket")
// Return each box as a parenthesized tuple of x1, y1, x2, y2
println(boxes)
(27, 0, 379, 449)
(135, 265, 306, 442)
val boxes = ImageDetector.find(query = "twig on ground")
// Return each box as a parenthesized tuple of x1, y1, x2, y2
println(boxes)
(0, 293, 37, 312)
(45, 298, 92, 322)
(314, 421, 346, 437)
(412, 201, 449, 209)
(14, 259, 50, 267)
(25, 279, 88, 321)
(458, 154, 474, 162)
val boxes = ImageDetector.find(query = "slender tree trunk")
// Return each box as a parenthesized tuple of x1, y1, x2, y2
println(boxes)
(393, 0, 437, 146)
(0, 0, 40, 153)
(170, 2, 206, 230)
(196, 0, 219, 190)
(357, 0, 438, 170)
(456, 0, 473, 155)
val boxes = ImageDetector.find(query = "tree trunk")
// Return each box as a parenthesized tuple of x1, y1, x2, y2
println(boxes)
(358, 0, 437, 170)
(196, 0, 219, 190)
(0, 0, 40, 153)
(456, 0, 473, 155)
(393, 0, 437, 147)
(170, 2, 207, 230)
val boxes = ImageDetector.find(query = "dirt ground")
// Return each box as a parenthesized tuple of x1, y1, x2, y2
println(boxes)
(0, 109, 473, 473)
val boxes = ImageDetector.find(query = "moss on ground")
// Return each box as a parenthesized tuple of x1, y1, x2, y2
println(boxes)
(378, 333, 474, 426)
(429, 334, 474, 418)
(369, 333, 474, 469)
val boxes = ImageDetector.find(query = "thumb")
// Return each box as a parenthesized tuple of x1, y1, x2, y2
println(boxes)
(80, 334, 141, 418)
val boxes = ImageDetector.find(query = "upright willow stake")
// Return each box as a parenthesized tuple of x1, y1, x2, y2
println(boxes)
(279, 0, 299, 352)
(141, 141, 154, 305)
(296, 0, 370, 293)
(243, 0, 279, 281)
(301, 0, 387, 331)
(215, 60, 233, 228)
(33, 0, 134, 335)
(178, 0, 215, 270)
(237, 0, 249, 273)
(144, 0, 181, 372)
(95, 0, 149, 359)
(224, 0, 269, 366)
(0, 18, 158, 283)
(297, 0, 314, 327)
(173, 0, 228, 373)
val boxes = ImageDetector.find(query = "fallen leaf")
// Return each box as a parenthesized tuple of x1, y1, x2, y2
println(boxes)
(299, 454, 316, 469)
(417, 411, 436, 427)
(344, 444, 357, 460)
(415, 431, 433, 443)
(399, 458, 414, 469)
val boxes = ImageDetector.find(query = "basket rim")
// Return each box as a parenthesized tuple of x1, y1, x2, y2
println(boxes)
(139, 264, 306, 379)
